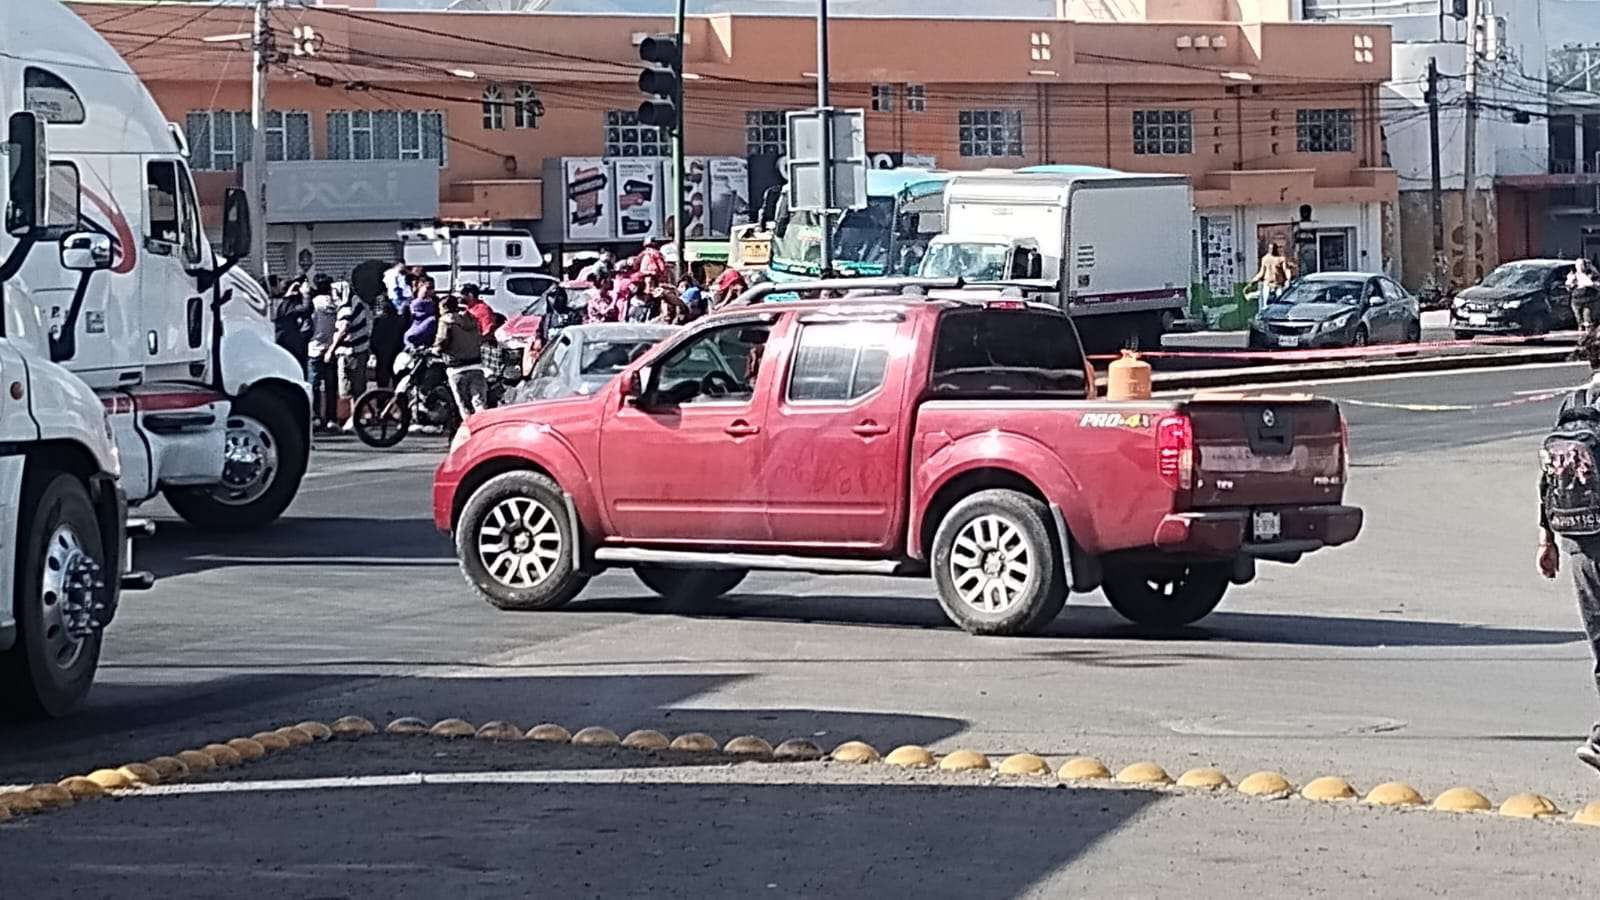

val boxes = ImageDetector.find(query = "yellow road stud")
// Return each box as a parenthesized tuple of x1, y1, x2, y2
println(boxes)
(774, 739, 824, 761)
(1572, 801, 1600, 827)
(830, 741, 881, 764)
(1499, 793, 1559, 819)
(117, 763, 162, 786)
(885, 746, 937, 768)
(1058, 757, 1111, 780)
(475, 721, 525, 742)
(85, 768, 135, 790)
(332, 716, 377, 739)
(226, 739, 267, 762)
(622, 730, 671, 751)
(1363, 782, 1425, 807)
(1432, 787, 1493, 813)
(294, 722, 333, 742)
(571, 726, 621, 747)
(1178, 768, 1232, 791)
(57, 777, 106, 800)
(428, 718, 477, 739)
(998, 754, 1052, 777)
(25, 784, 73, 809)
(938, 750, 991, 772)
(1, 791, 44, 814)
(1238, 772, 1294, 799)
(1115, 762, 1172, 786)
(669, 732, 719, 753)
(275, 726, 313, 747)
(251, 732, 291, 752)
(201, 744, 243, 768)
(527, 723, 573, 743)
(147, 757, 191, 780)
(723, 736, 774, 756)
(384, 717, 430, 736)
(1300, 777, 1357, 802)
(175, 750, 216, 773)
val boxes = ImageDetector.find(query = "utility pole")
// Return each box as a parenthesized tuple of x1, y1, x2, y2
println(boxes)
(1461, 0, 1482, 286)
(250, 0, 270, 280)
(1426, 57, 1447, 293)
(672, 0, 686, 281)
(816, 0, 833, 276)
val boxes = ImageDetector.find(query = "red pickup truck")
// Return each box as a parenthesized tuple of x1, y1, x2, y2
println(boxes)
(433, 290, 1361, 636)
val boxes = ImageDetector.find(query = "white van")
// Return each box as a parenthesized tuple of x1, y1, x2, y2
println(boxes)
(6, 0, 310, 531)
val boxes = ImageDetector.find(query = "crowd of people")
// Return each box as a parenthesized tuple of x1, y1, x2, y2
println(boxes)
(265, 241, 757, 434)
(269, 264, 510, 434)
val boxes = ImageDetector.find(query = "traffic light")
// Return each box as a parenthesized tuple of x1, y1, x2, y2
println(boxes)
(638, 35, 680, 132)
(1445, 0, 1467, 19)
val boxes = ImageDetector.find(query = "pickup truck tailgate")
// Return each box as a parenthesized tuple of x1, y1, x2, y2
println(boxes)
(1184, 396, 1345, 508)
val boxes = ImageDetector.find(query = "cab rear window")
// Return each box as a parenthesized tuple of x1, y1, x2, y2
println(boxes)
(930, 309, 1087, 398)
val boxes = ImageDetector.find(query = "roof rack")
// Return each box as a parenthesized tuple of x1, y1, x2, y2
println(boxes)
(730, 277, 967, 306)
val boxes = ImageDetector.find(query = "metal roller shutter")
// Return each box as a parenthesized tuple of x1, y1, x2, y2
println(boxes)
(267, 242, 292, 278)
(309, 241, 400, 282)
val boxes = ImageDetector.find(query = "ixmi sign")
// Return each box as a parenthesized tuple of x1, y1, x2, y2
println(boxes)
(262, 159, 440, 224)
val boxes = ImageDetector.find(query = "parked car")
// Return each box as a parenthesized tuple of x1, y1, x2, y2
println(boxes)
(1451, 259, 1575, 338)
(494, 280, 589, 362)
(435, 283, 1362, 636)
(512, 323, 678, 402)
(1248, 272, 1422, 349)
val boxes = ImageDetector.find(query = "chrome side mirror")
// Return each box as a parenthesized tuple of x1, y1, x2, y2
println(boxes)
(60, 231, 112, 271)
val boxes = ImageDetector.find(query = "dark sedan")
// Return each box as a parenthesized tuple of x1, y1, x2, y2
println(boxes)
(1451, 259, 1574, 338)
(1248, 272, 1422, 349)
(512, 323, 679, 403)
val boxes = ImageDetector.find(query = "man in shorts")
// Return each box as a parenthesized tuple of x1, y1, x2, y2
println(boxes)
(323, 281, 372, 432)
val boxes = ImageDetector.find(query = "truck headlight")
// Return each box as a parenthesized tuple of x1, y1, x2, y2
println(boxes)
(1452, 297, 1467, 309)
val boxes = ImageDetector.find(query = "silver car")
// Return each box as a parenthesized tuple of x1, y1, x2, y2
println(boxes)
(514, 323, 679, 402)
(1248, 272, 1422, 349)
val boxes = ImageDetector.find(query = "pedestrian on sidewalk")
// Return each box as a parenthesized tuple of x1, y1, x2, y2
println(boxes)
(1536, 326, 1600, 774)
(1569, 258, 1600, 329)
(1248, 242, 1292, 305)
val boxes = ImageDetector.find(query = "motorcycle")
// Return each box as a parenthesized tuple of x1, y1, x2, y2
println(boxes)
(351, 350, 460, 448)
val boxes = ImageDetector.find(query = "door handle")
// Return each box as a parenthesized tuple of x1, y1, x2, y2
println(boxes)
(724, 421, 761, 437)
(852, 421, 891, 437)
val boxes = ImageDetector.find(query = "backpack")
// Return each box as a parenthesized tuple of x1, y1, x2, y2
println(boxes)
(1542, 388, 1600, 536)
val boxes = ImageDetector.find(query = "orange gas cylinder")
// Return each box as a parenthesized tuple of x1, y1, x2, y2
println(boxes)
(1106, 350, 1152, 401)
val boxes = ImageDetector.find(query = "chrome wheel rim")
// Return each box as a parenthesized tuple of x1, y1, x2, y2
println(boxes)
(949, 514, 1032, 614)
(40, 524, 101, 672)
(477, 496, 563, 589)
(214, 414, 279, 506)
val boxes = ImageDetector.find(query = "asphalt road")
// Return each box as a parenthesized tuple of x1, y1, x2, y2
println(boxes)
(6, 359, 1600, 894)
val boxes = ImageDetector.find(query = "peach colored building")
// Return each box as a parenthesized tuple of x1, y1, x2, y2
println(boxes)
(72, 1, 1396, 308)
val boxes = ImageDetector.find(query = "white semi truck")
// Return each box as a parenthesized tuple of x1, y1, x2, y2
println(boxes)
(918, 170, 1193, 351)
(0, 109, 149, 717)
(8, 0, 311, 531)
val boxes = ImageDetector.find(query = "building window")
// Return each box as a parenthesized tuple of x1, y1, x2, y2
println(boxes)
(327, 110, 447, 167)
(871, 84, 895, 113)
(958, 109, 1023, 158)
(1133, 109, 1193, 155)
(513, 84, 544, 129)
(746, 110, 789, 157)
(482, 84, 506, 130)
(184, 110, 311, 171)
(906, 84, 927, 113)
(604, 109, 671, 157)
(1296, 108, 1354, 153)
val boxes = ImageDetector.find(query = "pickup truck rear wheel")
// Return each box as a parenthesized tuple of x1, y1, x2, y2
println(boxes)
(634, 567, 748, 604)
(1102, 563, 1230, 630)
(456, 471, 588, 611)
(931, 489, 1068, 636)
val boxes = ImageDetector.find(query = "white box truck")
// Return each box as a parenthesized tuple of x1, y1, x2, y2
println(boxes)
(918, 170, 1192, 351)
(7, 0, 311, 532)
(401, 226, 553, 319)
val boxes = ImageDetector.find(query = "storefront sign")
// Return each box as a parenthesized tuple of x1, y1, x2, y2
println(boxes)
(264, 160, 439, 224)
(612, 159, 663, 241)
(563, 158, 614, 242)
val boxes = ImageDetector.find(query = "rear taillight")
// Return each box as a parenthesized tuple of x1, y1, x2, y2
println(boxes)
(1156, 413, 1193, 490)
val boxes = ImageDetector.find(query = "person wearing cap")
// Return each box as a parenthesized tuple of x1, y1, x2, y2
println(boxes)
(637, 240, 669, 289)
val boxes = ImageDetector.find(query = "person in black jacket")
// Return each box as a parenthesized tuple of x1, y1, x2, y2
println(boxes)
(1538, 327, 1600, 774)
(273, 277, 312, 373)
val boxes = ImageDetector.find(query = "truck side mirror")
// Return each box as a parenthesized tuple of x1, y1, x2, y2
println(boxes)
(6, 111, 47, 238)
(220, 187, 251, 261)
(60, 232, 113, 271)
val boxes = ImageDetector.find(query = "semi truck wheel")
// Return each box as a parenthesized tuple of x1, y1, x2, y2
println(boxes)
(166, 390, 308, 532)
(634, 566, 747, 604)
(0, 471, 107, 719)
(931, 489, 1068, 636)
(1101, 562, 1230, 630)
(456, 470, 589, 611)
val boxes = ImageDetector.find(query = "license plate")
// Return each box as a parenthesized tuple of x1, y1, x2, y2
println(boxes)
(1277, 335, 1299, 348)
(1252, 510, 1281, 542)
(1469, 313, 1487, 326)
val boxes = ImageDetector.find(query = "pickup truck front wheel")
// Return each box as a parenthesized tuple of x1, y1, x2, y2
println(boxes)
(1102, 563, 1230, 630)
(931, 490, 1068, 636)
(635, 567, 748, 605)
(456, 471, 588, 611)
